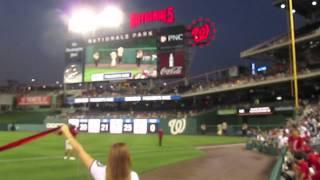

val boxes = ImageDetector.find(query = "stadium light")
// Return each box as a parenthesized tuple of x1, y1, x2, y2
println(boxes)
(292, 9, 296, 14)
(280, 3, 286, 9)
(56, 81, 60, 85)
(312, 1, 317, 6)
(96, 6, 124, 28)
(68, 8, 96, 34)
(31, 78, 36, 82)
(68, 6, 123, 34)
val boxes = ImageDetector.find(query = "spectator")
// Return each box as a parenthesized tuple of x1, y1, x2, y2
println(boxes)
(222, 121, 228, 135)
(242, 123, 248, 136)
(200, 123, 207, 135)
(60, 124, 139, 180)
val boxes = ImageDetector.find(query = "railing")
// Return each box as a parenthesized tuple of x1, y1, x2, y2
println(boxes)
(268, 148, 287, 180)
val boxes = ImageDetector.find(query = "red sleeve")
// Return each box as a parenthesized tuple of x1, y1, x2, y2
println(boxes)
(299, 161, 310, 180)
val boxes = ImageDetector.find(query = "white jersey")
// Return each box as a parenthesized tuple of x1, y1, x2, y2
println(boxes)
(90, 160, 139, 180)
(65, 140, 73, 150)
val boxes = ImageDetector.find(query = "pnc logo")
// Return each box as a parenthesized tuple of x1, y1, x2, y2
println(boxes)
(168, 118, 186, 135)
(160, 34, 184, 43)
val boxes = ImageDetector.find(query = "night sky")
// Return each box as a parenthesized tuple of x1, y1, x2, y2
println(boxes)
(0, 0, 290, 84)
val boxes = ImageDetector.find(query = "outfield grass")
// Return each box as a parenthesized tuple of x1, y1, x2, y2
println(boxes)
(0, 132, 246, 180)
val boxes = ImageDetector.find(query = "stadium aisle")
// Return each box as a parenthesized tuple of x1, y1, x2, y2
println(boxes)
(140, 144, 276, 180)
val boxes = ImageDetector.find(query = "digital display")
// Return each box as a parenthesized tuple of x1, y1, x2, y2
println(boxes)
(147, 119, 159, 133)
(134, 119, 148, 134)
(64, 41, 84, 84)
(84, 37, 158, 82)
(158, 50, 185, 78)
(78, 119, 88, 132)
(88, 119, 101, 133)
(100, 119, 110, 133)
(123, 119, 134, 133)
(68, 118, 160, 134)
(110, 119, 124, 134)
(238, 107, 273, 116)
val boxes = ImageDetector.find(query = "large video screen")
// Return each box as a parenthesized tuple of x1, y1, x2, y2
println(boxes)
(84, 38, 158, 82)
(64, 41, 84, 84)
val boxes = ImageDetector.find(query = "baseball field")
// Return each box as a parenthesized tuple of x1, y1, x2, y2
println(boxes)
(0, 132, 246, 180)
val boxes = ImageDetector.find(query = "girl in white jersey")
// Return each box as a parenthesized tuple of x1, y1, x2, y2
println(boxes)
(60, 124, 139, 180)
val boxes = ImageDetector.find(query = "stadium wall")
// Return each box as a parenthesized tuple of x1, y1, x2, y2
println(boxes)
(160, 117, 199, 135)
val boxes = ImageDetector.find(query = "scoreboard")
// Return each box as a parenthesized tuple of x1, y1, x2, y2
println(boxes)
(68, 118, 160, 134)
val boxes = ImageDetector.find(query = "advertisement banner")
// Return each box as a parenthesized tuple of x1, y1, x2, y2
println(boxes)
(17, 96, 52, 106)
(64, 41, 84, 84)
(238, 107, 273, 116)
(158, 25, 186, 50)
(158, 49, 185, 78)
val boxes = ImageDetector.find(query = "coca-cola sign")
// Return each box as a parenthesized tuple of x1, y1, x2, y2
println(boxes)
(160, 66, 183, 76)
(158, 50, 185, 78)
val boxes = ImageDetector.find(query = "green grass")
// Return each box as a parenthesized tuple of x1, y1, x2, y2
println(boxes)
(84, 67, 141, 82)
(0, 132, 246, 180)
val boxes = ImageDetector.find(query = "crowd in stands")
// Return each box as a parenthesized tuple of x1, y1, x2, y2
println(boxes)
(247, 102, 320, 180)
(181, 68, 315, 95)
(62, 109, 193, 120)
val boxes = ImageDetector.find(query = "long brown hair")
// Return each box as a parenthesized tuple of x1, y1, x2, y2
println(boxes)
(106, 143, 132, 180)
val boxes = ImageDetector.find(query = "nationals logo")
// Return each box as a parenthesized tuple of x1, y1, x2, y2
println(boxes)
(168, 118, 187, 135)
(187, 17, 217, 48)
(130, 6, 175, 29)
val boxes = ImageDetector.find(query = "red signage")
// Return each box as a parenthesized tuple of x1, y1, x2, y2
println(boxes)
(158, 50, 185, 78)
(130, 6, 175, 29)
(17, 96, 52, 106)
(187, 17, 217, 48)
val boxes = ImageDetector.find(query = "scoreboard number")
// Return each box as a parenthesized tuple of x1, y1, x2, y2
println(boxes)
(149, 124, 156, 133)
(79, 119, 88, 132)
(123, 123, 133, 133)
(100, 119, 110, 133)
(100, 124, 109, 132)
(148, 119, 159, 133)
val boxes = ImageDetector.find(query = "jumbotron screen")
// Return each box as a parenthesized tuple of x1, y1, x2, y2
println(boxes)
(84, 37, 158, 82)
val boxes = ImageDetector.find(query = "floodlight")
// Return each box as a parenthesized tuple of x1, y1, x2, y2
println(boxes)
(96, 6, 124, 28)
(68, 8, 96, 34)
(280, 4, 286, 9)
(312, 1, 317, 6)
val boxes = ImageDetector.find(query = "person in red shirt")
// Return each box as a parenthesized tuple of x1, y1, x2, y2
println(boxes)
(308, 152, 320, 180)
(295, 159, 310, 180)
(158, 128, 164, 147)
